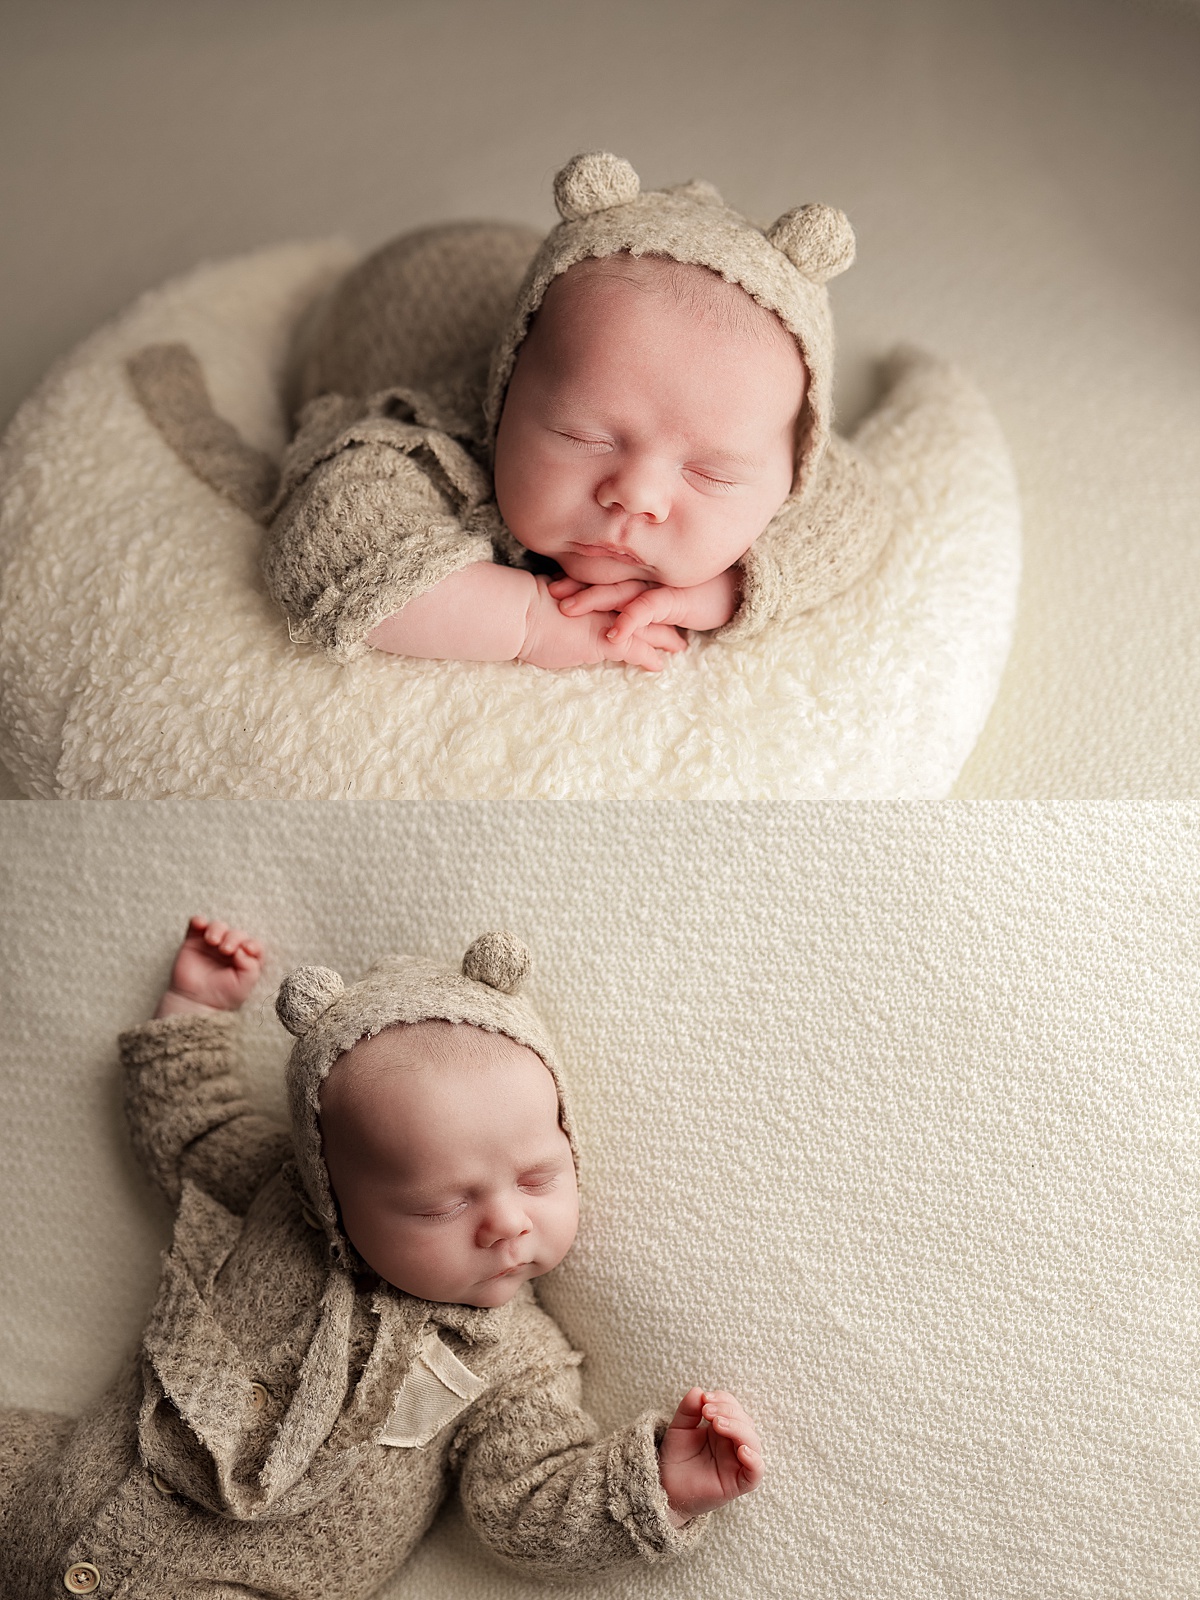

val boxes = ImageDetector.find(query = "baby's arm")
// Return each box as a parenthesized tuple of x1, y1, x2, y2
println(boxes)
(367, 564, 688, 673)
(456, 1334, 760, 1575)
(550, 569, 740, 646)
(657, 1387, 763, 1526)
(458, 1371, 702, 1577)
(123, 917, 289, 1213)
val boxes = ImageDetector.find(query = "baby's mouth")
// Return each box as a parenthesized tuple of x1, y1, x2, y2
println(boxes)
(570, 542, 644, 565)
(485, 1261, 532, 1282)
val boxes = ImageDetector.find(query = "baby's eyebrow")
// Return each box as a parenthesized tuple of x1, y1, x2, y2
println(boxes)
(399, 1185, 465, 1208)
(691, 447, 764, 473)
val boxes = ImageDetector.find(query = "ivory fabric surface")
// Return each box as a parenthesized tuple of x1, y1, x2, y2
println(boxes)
(1, 803, 1196, 1598)
(0, 242, 1018, 799)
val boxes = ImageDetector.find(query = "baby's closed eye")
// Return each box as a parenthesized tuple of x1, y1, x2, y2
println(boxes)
(518, 1172, 561, 1193)
(557, 432, 612, 454)
(682, 467, 739, 492)
(416, 1200, 468, 1222)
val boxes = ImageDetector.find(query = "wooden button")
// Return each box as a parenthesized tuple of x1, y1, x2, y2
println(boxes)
(249, 1381, 270, 1412)
(63, 1565, 101, 1594)
(150, 1470, 177, 1495)
(300, 1205, 321, 1229)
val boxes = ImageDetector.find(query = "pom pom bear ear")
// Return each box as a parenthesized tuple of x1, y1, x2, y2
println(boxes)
(276, 966, 345, 1036)
(554, 152, 641, 222)
(666, 178, 724, 207)
(461, 931, 532, 994)
(767, 204, 856, 283)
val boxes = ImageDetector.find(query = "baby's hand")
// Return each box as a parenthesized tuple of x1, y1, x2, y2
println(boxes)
(657, 1387, 763, 1526)
(520, 576, 687, 673)
(550, 569, 740, 645)
(155, 915, 264, 1018)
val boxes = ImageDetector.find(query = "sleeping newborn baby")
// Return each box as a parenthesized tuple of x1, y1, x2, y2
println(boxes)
(0, 918, 760, 1597)
(369, 251, 809, 671)
(131, 152, 893, 671)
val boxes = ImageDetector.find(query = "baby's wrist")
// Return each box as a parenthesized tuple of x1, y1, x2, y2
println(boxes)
(154, 990, 229, 1020)
(681, 568, 739, 631)
(518, 576, 603, 669)
(517, 576, 547, 662)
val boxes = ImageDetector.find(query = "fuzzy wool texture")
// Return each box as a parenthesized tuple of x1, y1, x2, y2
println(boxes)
(0, 242, 1019, 799)
(0, 802, 1196, 1599)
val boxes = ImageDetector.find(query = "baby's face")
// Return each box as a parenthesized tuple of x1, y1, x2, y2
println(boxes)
(318, 1021, 578, 1308)
(493, 257, 807, 590)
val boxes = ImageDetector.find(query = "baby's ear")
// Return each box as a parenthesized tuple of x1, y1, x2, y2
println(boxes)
(461, 931, 532, 994)
(276, 966, 345, 1036)
(767, 204, 856, 283)
(554, 152, 641, 221)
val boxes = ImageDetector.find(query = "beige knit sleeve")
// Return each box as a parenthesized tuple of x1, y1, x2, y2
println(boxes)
(261, 390, 506, 662)
(717, 432, 893, 643)
(453, 1358, 708, 1577)
(119, 1013, 290, 1214)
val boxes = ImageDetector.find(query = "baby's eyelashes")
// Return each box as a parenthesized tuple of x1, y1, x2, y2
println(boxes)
(557, 432, 612, 455)
(416, 1201, 468, 1222)
(412, 1169, 561, 1220)
(682, 468, 739, 492)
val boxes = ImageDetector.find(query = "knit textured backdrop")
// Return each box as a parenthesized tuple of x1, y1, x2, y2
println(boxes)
(1, 803, 1196, 1597)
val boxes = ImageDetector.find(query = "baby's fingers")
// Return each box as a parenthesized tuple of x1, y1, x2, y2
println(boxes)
(561, 580, 650, 617)
(618, 638, 668, 673)
(198, 919, 260, 961)
(734, 1443, 765, 1492)
(702, 1391, 761, 1449)
(668, 1387, 707, 1431)
(701, 1391, 764, 1489)
(604, 591, 683, 645)
(639, 624, 688, 654)
(602, 618, 686, 673)
(232, 939, 264, 972)
(547, 577, 588, 599)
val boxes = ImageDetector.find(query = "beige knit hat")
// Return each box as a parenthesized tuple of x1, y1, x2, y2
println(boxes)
(485, 150, 857, 499)
(278, 931, 574, 1268)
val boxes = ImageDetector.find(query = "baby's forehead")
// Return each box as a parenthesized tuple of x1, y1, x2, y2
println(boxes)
(549, 252, 796, 350)
(333, 1019, 524, 1082)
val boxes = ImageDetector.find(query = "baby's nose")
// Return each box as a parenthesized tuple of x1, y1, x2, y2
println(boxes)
(596, 460, 670, 523)
(477, 1196, 531, 1247)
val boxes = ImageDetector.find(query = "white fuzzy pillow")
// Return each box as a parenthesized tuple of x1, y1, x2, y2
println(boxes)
(0, 244, 1019, 798)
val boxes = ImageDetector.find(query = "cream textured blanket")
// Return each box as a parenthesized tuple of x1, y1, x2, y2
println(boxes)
(0, 243, 1019, 799)
(1, 803, 1194, 1599)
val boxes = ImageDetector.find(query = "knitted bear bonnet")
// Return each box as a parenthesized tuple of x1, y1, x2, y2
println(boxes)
(485, 150, 857, 501)
(278, 931, 574, 1268)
